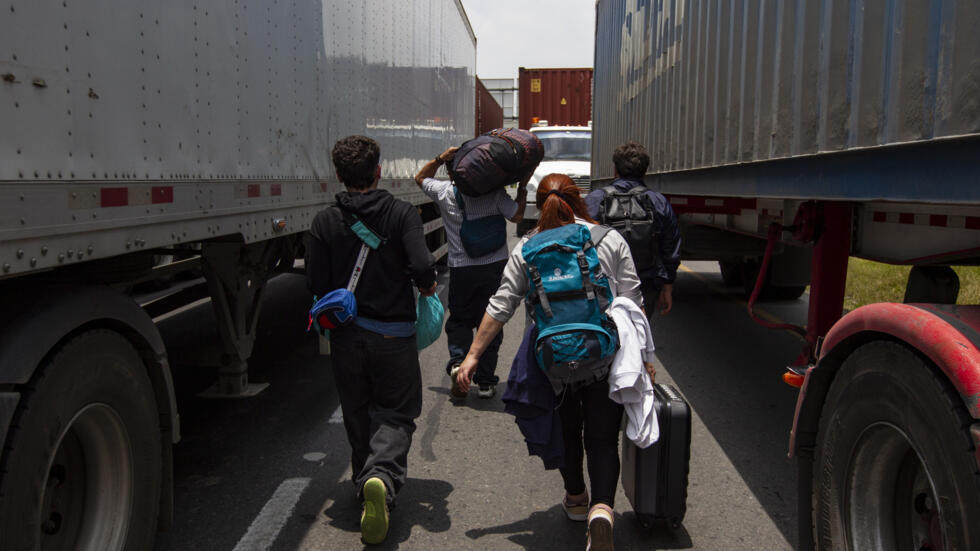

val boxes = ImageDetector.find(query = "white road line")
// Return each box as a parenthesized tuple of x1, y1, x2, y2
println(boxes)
(232, 477, 311, 551)
(328, 405, 344, 424)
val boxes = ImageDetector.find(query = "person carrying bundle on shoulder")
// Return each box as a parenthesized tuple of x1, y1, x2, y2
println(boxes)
(414, 129, 541, 400)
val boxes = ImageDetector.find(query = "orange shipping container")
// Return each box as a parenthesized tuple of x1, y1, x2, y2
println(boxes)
(518, 67, 592, 129)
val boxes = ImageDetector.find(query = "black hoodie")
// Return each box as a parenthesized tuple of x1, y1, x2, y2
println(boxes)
(306, 189, 436, 323)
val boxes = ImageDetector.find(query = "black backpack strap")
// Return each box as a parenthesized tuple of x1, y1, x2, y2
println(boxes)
(598, 184, 619, 221)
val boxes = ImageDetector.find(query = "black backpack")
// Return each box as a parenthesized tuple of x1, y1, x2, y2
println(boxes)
(598, 184, 659, 274)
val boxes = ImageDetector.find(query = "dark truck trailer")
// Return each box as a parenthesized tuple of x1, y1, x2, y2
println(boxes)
(476, 77, 504, 135)
(518, 67, 593, 129)
(593, 1, 980, 550)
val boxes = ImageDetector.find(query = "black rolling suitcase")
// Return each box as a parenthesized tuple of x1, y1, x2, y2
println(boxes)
(621, 383, 691, 529)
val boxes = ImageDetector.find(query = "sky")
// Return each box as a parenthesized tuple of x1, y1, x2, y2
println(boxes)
(458, 0, 596, 80)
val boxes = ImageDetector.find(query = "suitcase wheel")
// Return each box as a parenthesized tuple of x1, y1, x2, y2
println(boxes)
(636, 514, 655, 531)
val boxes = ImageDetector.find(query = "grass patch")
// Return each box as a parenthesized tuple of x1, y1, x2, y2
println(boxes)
(843, 258, 980, 311)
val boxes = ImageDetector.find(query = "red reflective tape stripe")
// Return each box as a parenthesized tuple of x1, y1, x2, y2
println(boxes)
(872, 211, 887, 222)
(247, 184, 261, 197)
(151, 186, 174, 204)
(320, 182, 328, 192)
(899, 213, 915, 224)
(271, 183, 282, 196)
(967, 217, 980, 230)
(929, 214, 947, 227)
(100, 187, 128, 207)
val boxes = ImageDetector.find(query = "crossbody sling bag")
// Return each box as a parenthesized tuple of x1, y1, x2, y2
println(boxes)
(308, 212, 384, 333)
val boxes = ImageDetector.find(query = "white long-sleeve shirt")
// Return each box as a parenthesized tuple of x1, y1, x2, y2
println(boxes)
(485, 219, 643, 323)
(607, 296, 659, 448)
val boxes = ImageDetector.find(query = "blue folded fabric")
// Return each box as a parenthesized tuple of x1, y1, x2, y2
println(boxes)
(502, 324, 564, 470)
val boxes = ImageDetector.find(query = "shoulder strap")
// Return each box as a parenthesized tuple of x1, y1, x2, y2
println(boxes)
(346, 243, 370, 292)
(630, 186, 657, 219)
(339, 210, 385, 292)
(589, 224, 612, 246)
(453, 186, 467, 218)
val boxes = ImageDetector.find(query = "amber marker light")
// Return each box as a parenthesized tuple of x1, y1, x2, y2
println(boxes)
(782, 371, 805, 388)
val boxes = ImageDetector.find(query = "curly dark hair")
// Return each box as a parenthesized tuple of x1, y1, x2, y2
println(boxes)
(612, 141, 650, 179)
(331, 135, 380, 190)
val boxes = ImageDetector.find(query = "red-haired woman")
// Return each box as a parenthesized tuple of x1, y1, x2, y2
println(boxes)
(456, 173, 646, 550)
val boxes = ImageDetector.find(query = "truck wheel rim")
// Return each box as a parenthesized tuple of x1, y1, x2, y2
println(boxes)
(845, 423, 945, 551)
(40, 403, 134, 551)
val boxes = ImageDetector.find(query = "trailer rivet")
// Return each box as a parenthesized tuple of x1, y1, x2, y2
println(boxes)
(16, 249, 23, 259)
(58, 254, 65, 262)
(2, 264, 9, 273)
(30, 258, 37, 267)
(87, 245, 93, 254)
(41, 247, 48, 255)
(126, 241, 132, 249)
(67, 249, 73, 257)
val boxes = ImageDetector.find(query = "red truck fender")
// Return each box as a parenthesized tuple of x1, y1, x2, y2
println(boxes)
(790, 302, 980, 459)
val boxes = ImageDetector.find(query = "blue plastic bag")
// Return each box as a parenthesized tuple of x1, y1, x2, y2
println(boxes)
(415, 294, 445, 350)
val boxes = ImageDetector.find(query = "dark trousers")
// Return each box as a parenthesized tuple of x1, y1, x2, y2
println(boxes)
(558, 377, 624, 507)
(329, 325, 422, 504)
(641, 279, 662, 319)
(445, 260, 506, 386)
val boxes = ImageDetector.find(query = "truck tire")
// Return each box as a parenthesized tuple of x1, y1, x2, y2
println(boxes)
(0, 330, 162, 550)
(812, 341, 980, 551)
(718, 260, 744, 287)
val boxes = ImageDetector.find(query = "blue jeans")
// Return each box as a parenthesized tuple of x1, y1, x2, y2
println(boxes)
(445, 260, 506, 386)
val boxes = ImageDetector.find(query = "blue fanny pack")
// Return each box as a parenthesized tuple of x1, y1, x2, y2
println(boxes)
(308, 214, 385, 335)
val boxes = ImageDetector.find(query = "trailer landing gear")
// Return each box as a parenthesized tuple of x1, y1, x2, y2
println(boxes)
(200, 239, 287, 398)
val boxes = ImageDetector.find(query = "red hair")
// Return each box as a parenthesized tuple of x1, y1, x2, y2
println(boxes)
(535, 173, 597, 232)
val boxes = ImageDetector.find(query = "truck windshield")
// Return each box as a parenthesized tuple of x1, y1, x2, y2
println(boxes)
(535, 131, 592, 162)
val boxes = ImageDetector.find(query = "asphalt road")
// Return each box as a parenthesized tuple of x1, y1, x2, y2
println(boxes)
(153, 256, 809, 551)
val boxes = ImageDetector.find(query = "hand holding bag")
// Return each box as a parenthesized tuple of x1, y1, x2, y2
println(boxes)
(415, 293, 445, 350)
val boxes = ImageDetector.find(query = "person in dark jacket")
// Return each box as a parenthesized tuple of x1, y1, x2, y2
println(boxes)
(585, 141, 681, 316)
(306, 135, 437, 545)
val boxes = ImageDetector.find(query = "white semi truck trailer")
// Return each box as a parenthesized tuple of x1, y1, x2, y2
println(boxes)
(0, 1, 475, 548)
(593, 1, 980, 549)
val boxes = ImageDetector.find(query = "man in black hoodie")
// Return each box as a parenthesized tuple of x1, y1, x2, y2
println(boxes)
(306, 135, 437, 545)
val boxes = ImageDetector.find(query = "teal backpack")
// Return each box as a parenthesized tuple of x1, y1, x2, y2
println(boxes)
(522, 223, 619, 393)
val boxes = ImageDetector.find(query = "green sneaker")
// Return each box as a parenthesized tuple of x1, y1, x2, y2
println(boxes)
(360, 477, 389, 544)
